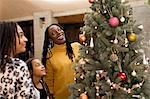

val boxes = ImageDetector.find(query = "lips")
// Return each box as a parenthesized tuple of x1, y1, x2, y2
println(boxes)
(57, 35, 64, 40)
(23, 44, 26, 48)
(41, 68, 46, 72)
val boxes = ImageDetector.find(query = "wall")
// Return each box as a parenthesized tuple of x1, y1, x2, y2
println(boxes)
(33, 11, 58, 59)
(131, 0, 150, 57)
(33, 0, 150, 59)
(3, 0, 150, 59)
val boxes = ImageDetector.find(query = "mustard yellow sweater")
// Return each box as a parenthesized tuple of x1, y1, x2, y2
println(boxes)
(45, 42, 79, 99)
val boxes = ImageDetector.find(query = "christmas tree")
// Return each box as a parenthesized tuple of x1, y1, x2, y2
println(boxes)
(69, 0, 150, 99)
(148, 0, 150, 5)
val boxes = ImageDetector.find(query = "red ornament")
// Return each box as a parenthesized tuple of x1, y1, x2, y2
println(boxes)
(88, 0, 94, 3)
(109, 17, 119, 27)
(79, 34, 86, 43)
(118, 72, 127, 81)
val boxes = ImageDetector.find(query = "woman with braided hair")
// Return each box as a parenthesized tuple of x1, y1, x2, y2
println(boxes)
(42, 24, 80, 99)
(0, 21, 37, 98)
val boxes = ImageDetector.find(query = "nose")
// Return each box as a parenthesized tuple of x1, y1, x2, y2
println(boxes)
(24, 35, 28, 42)
(41, 64, 45, 69)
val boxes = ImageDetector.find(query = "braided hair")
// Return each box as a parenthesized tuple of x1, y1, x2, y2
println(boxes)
(26, 58, 53, 99)
(42, 24, 74, 66)
(0, 21, 18, 72)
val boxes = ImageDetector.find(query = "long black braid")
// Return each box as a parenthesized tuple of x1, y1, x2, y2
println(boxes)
(0, 21, 17, 72)
(42, 24, 74, 66)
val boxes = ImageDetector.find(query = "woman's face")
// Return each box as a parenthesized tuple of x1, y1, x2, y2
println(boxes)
(48, 25, 66, 45)
(15, 25, 28, 55)
(32, 59, 46, 77)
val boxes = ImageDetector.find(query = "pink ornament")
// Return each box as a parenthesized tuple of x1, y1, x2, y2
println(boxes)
(109, 17, 119, 27)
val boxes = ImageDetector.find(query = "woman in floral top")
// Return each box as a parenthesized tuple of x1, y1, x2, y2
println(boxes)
(0, 21, 37, 98)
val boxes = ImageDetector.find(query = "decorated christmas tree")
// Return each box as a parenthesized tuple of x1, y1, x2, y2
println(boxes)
(69, 0, 150, 99)
(148, 0, 150, 5)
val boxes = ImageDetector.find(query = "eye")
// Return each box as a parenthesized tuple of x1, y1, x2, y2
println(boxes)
(18, 32, 24, 38)
(57, 27, 63, 32)
(51, 32, 55, 36)
(35, 63, 40, 67)
(19, 34, 24, 37)
(35, 62, 43, 67)
(50, 32, 57, 37)
(57, 29, 61, 31)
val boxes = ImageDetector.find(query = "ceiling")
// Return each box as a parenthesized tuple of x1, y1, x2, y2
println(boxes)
(0, 0, 90, 20)
(0, 0, 144, 23)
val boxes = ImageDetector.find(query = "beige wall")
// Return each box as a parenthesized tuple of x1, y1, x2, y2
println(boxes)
(0, 0, 90, 20)
(131, 0, 150, 57)
(28, 0, 150, 59)
(33, 11, 58, 59)
(1, 0, 150, 59)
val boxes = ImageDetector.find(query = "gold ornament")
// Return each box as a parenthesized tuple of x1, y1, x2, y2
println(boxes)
(96, 73, 101, 80)
(78, 89, 81, 92)
(110, 53, 118, 62)
(127, 33, 137, 42)
(80, 93, 88, 99)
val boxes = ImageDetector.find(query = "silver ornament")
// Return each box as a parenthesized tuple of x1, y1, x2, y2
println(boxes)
(121, 0, 125, 3)
(114, 39, 118, 44)
(138, 24, 144, 30)
(131, 71, 136, 76)
(120, 17, 125, 22)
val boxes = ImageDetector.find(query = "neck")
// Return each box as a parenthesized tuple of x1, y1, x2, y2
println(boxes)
(53, 43, 66, 50)
(33, 76, 41, 85)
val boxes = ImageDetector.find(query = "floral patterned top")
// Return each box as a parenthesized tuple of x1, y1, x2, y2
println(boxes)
(0, 58, 36, 99)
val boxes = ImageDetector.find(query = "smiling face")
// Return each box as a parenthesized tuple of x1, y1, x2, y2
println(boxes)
(15, 25, 28, 55)
(32, 59, 46, 77)
(48, 25, 66, 45)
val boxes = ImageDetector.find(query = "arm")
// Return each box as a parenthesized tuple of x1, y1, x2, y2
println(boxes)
(44, 59, 54, 94)
(15, 60, 36, 98)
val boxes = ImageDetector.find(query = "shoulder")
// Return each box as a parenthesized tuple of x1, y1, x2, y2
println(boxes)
(71, 42, 81, 58)
(71, 42, 81, 48)
(12, 58, 26, 66)
(11, 58, 28, 71)
(71, 42, 83, 52)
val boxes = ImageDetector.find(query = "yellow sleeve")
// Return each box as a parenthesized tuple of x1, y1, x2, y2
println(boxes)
(44, 59, 54, 94)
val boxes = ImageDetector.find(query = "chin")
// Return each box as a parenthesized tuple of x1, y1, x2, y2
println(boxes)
(57, 41, 66, 45)
(43, 73, 46, 76)
(16, 49, 26, 54)
(21, 47, 26, 52)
